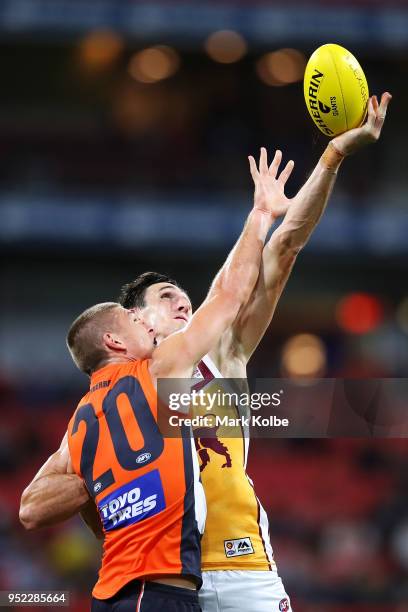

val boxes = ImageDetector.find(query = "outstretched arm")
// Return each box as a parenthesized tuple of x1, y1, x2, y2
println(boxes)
(19, 433, 103, 538)
(150, 190, 278, 379)
(231, 92, 392, 362)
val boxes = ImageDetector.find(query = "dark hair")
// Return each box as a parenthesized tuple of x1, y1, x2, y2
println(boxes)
(119, 272, 181, 309)
(66, 302, 119, 375)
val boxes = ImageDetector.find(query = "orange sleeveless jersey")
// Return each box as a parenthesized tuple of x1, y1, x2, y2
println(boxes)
(68, 360, 204, 600)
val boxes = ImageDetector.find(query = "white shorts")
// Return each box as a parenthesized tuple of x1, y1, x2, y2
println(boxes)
(199, 570, 293, 612)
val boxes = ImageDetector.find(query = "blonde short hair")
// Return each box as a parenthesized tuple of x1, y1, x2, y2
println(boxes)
(66, 302, 119, 375)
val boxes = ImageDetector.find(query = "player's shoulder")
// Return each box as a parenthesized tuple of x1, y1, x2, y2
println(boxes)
(69, 359, 153, 421)
(91, 359, 154, 399)
(89, 360, 147, 388)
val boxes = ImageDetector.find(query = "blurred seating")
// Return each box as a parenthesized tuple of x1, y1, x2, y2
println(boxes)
(2, 395, 407, 609)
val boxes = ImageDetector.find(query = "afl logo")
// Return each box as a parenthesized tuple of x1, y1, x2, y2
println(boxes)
(279, 598, 289, 611)
(94, 482, 102, 493)
(136, 452, 151, 464)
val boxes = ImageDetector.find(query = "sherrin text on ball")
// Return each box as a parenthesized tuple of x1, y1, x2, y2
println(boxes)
(304, 43, 369, 136)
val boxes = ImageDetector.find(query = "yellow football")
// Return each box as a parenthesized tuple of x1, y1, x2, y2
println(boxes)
(303, 43, 369, 136)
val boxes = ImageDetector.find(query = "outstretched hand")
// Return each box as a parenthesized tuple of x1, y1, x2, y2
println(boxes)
(248, 147, 294, 219)
(331, 91, 392, 157)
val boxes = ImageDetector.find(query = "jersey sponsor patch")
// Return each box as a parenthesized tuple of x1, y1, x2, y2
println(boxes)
(98, 469, 165, 531)
(279, 598, 290, 611)
(224, 537, 254, 558)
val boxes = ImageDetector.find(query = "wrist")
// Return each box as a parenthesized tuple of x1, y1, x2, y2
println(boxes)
(250, 207, 274, 237)
(252, 205, 273, 217)
(320, 141, 345, 173)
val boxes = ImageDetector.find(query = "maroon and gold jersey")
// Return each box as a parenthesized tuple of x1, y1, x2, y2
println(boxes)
(194, 355, 275, 571)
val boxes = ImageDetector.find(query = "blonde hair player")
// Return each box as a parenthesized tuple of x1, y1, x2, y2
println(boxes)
(20, 92, 391, 612)
(21, 171, 276, 611)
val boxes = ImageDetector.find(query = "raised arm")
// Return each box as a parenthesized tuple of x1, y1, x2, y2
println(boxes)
(231, 92, 392, 362)
(19, 432, 103, 538)
(150, 200, 275, 380)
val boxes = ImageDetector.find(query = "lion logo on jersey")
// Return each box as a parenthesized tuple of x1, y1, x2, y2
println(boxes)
(194, 415, 232, 472)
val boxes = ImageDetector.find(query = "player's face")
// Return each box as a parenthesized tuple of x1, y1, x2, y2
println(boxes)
(137, 283, 193, 341)
(115, 306, 157, 359)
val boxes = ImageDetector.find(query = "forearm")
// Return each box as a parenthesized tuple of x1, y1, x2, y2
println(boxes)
(230, 91, 391, 362)
(154, 209, 274, 374)
(229, 144, 342, 359)
(20, 473, 89, 530)
(210, 208, 273, 304)
(276, 142, 343, 253)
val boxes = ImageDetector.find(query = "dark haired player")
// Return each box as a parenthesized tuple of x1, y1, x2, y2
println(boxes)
(20, 92, 391, 612)
(115, 92, 391, 612)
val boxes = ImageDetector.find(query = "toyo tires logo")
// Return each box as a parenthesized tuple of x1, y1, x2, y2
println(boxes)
(98, 469, 165, 531)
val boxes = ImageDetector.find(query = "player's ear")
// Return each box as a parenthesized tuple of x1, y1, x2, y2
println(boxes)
(103, 332, 126, 352)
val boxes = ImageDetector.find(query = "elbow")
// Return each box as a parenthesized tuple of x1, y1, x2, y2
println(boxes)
(19, 505, 39, 531)
(19, 490, 40, 531)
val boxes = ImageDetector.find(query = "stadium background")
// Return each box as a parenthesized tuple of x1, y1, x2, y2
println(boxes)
(0, 0, 407, 610)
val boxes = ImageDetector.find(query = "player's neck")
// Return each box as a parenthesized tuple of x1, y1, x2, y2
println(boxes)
(100, 354, 139, 368)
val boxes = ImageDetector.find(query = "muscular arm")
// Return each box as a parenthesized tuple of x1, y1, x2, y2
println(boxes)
(232, 154, 338, 362)
(150, 204, 274, 380)
(19, 159, 274, 535)
(19, 433, 103, 538)
(230, 92, 392, 363)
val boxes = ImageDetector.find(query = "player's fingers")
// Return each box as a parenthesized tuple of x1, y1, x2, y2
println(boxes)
(269, 149, 282, 178)
(369, 92, 392, 136)
(278, 159, 295, 186)
(248, 156, 259, 181)
(259, 147, 268, 174)
(378, 91, 392, 120)
(365, 96, 375, 125)
(364, 96, 378, 131)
